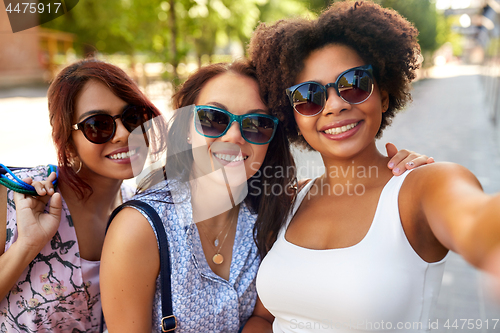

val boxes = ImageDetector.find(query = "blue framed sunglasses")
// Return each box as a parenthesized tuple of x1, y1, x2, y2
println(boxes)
(193, 105, 279, 145)
(286, 64, 374, 117)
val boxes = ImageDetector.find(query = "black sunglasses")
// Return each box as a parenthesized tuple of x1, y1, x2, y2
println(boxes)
(72, 105, 153, 144)
(194, 105, 279, 145)
(286, 65, 374, 117)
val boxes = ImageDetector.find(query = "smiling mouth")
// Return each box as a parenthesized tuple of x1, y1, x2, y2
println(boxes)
(213, 153, 248, 163)
(323, 122, 360, 135)
(108, 149, 138, 160)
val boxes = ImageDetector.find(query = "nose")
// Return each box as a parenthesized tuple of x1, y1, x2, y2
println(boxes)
(322, 87, 351, 116)
(220, 121, 245, 145)
(110, 118, 129, 143)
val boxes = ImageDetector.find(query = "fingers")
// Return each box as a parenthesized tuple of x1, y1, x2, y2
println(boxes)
(385, 142, 398, 159)
(388, 151, 426, 176)
(13, 191, 32, 210)
(47, 193, 63, 220)
(14, 191, 62, 222)
(386, 144, 435, 176)
(387, 148, 413, 175)
(32, 172, 57, 196)
(22, 177, 33, 185)
(13, 191, 24, 206)
(33, 181, 47, 196)
(393, 154, 435, 175)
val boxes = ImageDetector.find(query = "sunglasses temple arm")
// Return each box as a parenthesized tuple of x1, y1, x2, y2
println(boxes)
(220, 167, 236, 208)
(208, 144, 215, 173)
(140, 123, 150, 148)
(207, 143, 235, 207)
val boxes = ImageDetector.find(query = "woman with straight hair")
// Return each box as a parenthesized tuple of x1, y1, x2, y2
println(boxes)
(0, 58, 161, 332)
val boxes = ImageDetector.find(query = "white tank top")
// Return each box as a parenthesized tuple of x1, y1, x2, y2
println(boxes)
(257, 172, 447, 333)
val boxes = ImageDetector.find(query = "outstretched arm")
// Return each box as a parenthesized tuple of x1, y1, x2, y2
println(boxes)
(100, 207, 159, 333)
(416, 163, 500, 269)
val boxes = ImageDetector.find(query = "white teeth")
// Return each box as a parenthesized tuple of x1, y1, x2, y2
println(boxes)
(213, 153, 248, 162)
(324, 122, 359, 135)
(109, 149, 137, 160)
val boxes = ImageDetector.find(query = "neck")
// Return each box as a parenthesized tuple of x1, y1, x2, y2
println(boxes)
(59, 172, 124, 212)
(320, 141, 391, 188)
(189, 168, 246, 224)
(198, 205, 239, 230)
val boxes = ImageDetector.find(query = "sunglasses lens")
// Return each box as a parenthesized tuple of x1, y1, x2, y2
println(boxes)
(241, 115, 277, 144)
(122, 106, 152, 132)
(292, 83, 325, 116)
(195, 108, 230, 137)
(82, 114, 115, 144)
(338, 69, 373, 104)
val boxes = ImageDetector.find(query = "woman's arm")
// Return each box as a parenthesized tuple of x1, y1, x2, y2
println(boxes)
(0, 184, 62, 300)
(0, 172, 57, 258)
(241, 297, 274, 333)
(100, 207, 159, 333)
(416, 162, 500, 269)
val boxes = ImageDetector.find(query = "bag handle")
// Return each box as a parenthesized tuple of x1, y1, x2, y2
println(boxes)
(100, 200, 176, 332)
(0, 185, 7, 256)
(0, 164, 58, 196)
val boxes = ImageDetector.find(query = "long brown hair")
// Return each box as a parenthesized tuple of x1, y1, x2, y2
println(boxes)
(139, 60, 296, 257)
(47, 58, 162, 199)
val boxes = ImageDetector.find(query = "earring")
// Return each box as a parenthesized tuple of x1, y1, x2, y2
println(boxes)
(73, 159, 82, 174)
(187, 136, 191, 144)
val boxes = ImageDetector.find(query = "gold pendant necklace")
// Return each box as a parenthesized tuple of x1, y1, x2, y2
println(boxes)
(199, 214, 236, 265)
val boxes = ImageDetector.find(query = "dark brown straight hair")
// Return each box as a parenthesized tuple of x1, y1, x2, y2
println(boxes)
(138, 60, 296, 257)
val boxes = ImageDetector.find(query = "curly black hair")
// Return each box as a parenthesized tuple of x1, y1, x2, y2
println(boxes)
(249, 0, 420, 150)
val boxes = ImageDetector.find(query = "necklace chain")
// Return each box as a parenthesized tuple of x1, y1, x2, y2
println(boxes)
(198, 214, 236, 265)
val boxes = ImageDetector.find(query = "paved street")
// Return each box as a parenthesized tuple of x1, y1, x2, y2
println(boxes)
(381, 65, 500, 331)
(1, 64, 500, 330)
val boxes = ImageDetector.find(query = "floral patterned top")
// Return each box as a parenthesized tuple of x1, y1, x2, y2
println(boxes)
(132, 178, 261, 333)
(0, 165, 134, 333)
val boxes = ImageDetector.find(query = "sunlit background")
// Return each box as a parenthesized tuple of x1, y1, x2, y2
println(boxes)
(1, 0, 500, 330)
(2, 0, 500, 165)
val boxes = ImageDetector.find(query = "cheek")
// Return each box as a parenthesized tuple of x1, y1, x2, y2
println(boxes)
(72, 133, 90, 158)
(293, 112, 316, 132)
(190, 121, 216, 149)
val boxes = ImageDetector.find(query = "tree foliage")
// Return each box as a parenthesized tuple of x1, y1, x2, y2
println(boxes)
(42, 0, 446, 71)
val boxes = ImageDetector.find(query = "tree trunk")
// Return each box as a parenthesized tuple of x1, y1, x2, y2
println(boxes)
(169, 0, 179, 84)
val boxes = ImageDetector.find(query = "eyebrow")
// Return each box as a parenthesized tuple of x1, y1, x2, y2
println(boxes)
(77, 105, 127, 122)
(207, 101, 268, 114)
(77, 110, 108, 122)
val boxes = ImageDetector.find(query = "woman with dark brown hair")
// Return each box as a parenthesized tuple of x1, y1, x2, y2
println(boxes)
(249, 1, 500, 332)
(0, 58, 161, 332)
(100, 60, 294, 333)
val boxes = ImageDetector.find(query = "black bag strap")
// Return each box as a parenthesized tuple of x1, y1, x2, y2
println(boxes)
(100, 200, 177, 332)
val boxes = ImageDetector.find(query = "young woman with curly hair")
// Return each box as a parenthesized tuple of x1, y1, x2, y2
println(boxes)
(248, 1, 500, 332)
(0, 59, 160, 332)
